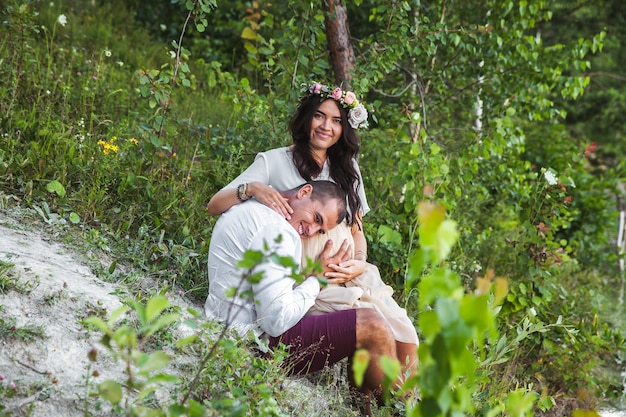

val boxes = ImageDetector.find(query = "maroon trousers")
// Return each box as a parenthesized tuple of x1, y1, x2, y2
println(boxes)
(268, 309, 357, 376)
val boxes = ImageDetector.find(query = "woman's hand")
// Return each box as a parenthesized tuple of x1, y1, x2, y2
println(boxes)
(315, 238, 366, 284)
(247, 181, 294, 219)
(326, 259, 367, 284)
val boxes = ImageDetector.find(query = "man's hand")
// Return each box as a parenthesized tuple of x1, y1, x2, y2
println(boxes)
(317, 238, 351, 276)
(316, 238, 366, 285)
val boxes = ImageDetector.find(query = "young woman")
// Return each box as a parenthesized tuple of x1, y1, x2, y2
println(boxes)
(206, 82, 418, 382)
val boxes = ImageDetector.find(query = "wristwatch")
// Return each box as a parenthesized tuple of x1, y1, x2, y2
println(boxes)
(236, 183, 251, 201)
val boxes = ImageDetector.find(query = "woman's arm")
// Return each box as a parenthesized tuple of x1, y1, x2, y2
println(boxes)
(206, 186, 243, 216)
(206, 153, 293, 217)
(352, 220, 368, 262)
(207, 182, 293, 217)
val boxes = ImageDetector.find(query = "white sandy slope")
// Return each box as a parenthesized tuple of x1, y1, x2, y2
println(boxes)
(0, 214, 128, 416)
(0, 211, 213, 416)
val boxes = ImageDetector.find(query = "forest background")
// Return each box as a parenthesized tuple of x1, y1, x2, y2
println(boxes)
(1, 0, 626, 416)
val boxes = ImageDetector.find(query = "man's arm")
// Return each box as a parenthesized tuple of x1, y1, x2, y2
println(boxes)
(250, 226, 321, 337)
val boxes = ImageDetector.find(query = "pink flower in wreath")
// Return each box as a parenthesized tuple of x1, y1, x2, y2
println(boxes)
(343, 91, 356, 106)
(310, 83, 323, 94)
(331, 88, 343, 100)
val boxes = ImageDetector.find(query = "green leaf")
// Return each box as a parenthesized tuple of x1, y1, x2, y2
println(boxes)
(434, 219, 459, 262)
(378, 224, 402, 246)
(146, 373, 179, 385)
(138, 351, 172, 373)
(187, 400, 207, 417)
(168, 404, 187, 417)
(380, 355, 401, 382)
(112, 325, 136, 347)
(145, 295, 170, 322)
(351, 349, 370, 387)
(145, 312, 180, 337)
(98, 380, 123, 404)
(418, 202, 445, 242)
(506, 388, 537, 417)
(175, 334, 198, 348)
(419, 268, 460, 308)
(83, 316, 110, 333)
(238, 250, 264, 269)
(246, 271, 265, 284)
(272, 254, 298, 268)
(418, 310, 441, 339)
(46, 180, 66, 197)
(460, 294, 491, 331)
(244, 41, 258, 54)
(241, 27, 258, 41)
(109, 305, 129, 325)
(69, 212, 80, 224)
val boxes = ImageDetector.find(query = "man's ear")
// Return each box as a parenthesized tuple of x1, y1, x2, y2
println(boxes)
(297, 184, 313, 199)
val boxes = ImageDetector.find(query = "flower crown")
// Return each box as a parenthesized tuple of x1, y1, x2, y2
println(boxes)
(304, 82, 369, 129)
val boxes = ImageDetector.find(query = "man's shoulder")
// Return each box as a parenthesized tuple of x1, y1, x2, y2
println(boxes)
(234, 202, 299, 246)
(233, 201, 292, 229)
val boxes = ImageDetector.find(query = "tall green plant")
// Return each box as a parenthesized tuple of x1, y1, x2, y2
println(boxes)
(406, 202, 521, 417)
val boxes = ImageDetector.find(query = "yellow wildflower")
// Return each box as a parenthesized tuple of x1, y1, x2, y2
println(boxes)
(97, 138, 119, 155)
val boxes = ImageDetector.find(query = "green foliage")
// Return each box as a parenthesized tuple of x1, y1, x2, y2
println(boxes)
(81, 248, 353, 416)
(83, 295, 185, 416)
(1, 0, 625, 414)
(401, 202, 510, 416)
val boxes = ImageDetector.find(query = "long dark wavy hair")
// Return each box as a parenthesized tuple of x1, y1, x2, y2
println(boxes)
(288, 94, 362, 227)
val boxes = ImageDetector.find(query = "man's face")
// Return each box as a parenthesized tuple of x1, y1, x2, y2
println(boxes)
(287, 185, 341, 238)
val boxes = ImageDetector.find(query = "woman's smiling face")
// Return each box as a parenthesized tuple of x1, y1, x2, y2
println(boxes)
(309, 99, 343, 152)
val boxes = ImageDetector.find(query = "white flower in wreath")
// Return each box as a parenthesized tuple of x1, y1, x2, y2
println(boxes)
(348, 103, 368, 129)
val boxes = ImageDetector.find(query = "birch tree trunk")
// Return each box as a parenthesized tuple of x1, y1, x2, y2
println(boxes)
(323, 0, 356, 89)
(617, 182, 626, 304)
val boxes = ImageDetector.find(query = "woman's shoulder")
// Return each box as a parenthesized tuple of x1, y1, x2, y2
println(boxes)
(255, 146, 293, 165)
(257, 146, 291, 157)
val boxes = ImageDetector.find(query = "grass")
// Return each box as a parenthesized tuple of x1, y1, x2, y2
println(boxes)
(0, 261, 17, 294)
(0, 315, 46, 342)
(0, 260, 36, 295)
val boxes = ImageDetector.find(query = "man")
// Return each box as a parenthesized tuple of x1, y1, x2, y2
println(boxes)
(205, 180, 397, 410)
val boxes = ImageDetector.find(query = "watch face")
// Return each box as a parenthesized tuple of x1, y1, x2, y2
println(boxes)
(237, 184, 249, 201)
